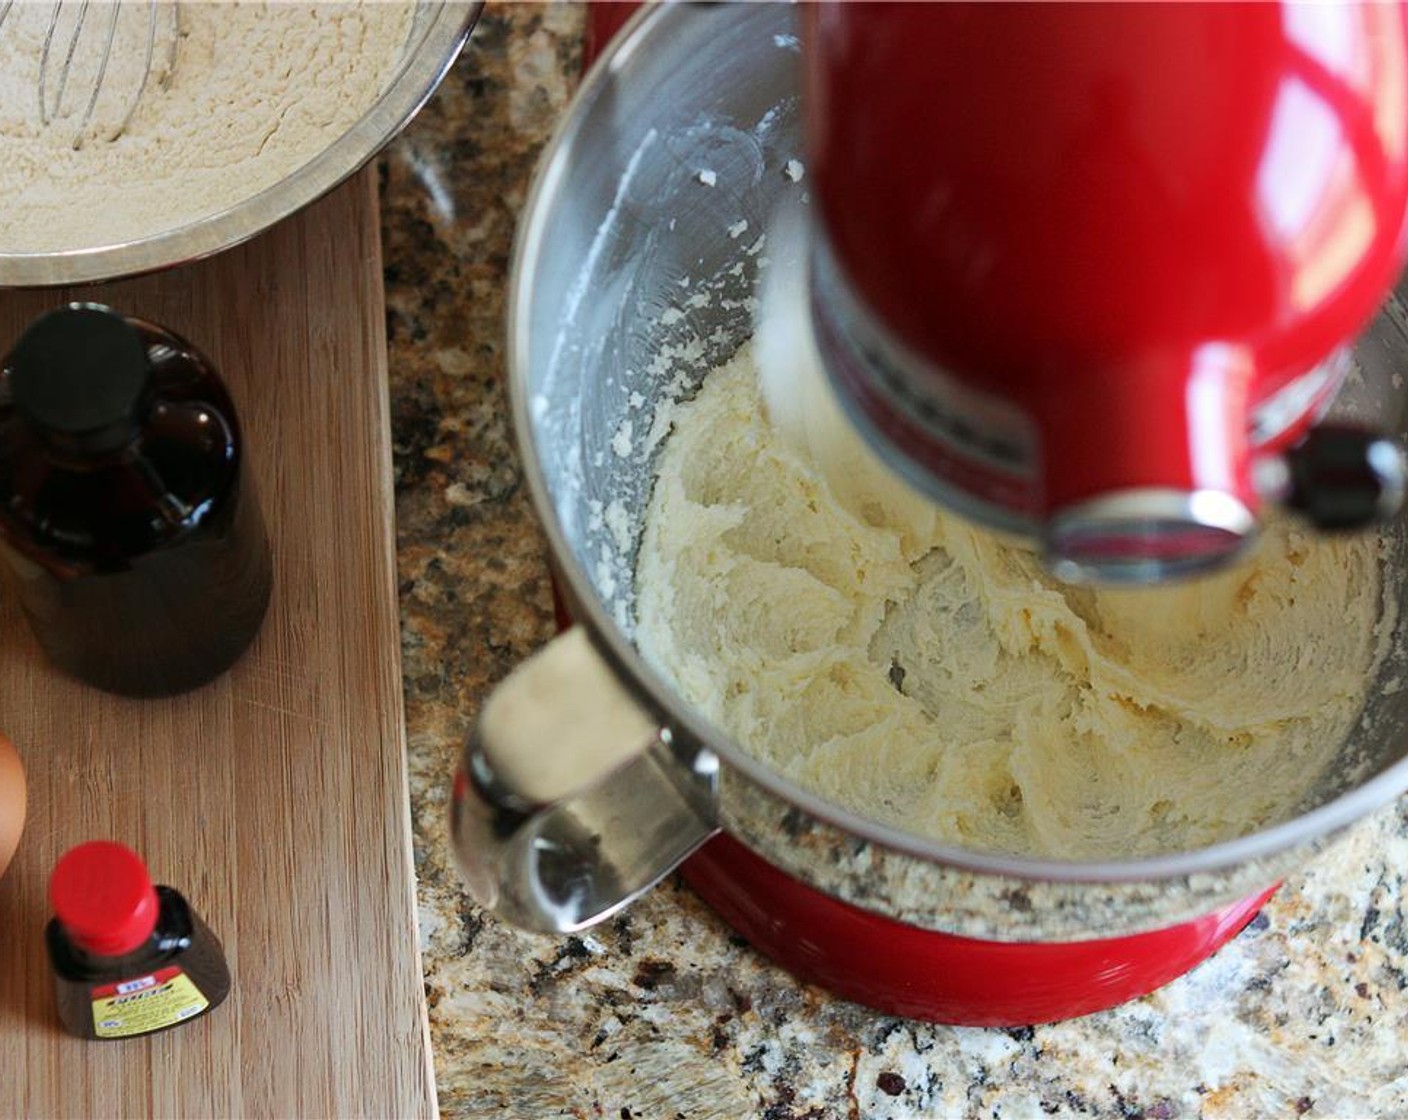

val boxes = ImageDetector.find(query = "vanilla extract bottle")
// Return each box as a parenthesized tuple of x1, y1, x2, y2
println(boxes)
(0, 304, 271, 697)
(46, 841, 232, 1041)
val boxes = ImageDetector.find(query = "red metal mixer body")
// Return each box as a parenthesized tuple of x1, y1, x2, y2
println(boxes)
(805, 2, 1408, 578)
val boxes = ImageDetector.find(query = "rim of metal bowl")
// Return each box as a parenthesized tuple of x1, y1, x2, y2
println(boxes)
(0, 0, 481, 288)
(510, 0, 1408, 888)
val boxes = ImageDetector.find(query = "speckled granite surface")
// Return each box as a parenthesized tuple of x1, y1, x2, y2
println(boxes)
(378, 5, 1408, 1117)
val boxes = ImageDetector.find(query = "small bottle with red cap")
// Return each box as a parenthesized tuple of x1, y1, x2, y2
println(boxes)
(45, 841, 230, 1040)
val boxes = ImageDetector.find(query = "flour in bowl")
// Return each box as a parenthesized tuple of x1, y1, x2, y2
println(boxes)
(0, 2, 413, 253)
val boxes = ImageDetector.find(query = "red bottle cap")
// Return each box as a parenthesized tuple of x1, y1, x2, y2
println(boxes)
(50, 841, 160, 957)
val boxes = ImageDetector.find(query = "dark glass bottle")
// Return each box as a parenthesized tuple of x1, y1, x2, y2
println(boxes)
(46, 841, 231, 1041)
(0, 304, 271, 697)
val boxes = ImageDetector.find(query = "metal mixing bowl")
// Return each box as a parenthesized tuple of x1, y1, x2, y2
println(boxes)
(454, 2, 1408, 942)
(0, 1, 480, 287)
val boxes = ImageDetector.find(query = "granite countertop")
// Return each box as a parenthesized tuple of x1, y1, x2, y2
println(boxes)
(378, 6, 1408, 1117)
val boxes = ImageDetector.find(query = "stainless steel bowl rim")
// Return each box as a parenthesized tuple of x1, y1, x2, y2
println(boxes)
(509, 1, 1408, 889)
(0, 1, 481, 288)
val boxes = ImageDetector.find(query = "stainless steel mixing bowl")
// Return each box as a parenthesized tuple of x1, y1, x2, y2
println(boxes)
(451, 2, 1408, 942)
(0, 1, 480, 287)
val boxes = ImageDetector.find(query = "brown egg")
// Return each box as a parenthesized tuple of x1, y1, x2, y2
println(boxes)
(0, 732, 26, 881)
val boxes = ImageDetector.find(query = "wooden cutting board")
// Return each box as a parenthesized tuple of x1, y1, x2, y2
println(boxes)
(0, 170, 436, 1119)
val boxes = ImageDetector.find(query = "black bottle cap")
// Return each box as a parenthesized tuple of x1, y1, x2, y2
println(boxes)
(8, 304, 150, 454)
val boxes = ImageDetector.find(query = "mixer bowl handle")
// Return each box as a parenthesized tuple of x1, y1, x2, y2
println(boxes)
(449, 627, 719, 933)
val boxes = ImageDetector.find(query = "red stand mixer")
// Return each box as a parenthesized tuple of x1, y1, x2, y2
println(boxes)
(450, 2, 1408, 1026)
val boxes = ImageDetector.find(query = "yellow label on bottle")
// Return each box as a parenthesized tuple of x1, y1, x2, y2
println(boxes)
(90, 966, 208, 1039)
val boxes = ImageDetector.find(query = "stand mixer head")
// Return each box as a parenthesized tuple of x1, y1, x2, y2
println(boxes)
(784, 1, 1408, 582)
